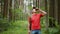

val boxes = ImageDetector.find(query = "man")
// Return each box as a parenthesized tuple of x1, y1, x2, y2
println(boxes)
(28, 7, 36, 34)
(28, 7, 47, 34)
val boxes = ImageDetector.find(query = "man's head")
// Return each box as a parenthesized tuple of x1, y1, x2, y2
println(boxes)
(35, 8, 39, 11)
(32, 7, 36, 13)
(32, 7, 39, 14)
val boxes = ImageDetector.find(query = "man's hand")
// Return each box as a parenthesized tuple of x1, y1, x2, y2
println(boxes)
(28, 30, 31, 34)
(39, 9, 47, 16)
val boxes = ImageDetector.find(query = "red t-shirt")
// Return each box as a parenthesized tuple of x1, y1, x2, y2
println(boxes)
(28, 13, 43, 30)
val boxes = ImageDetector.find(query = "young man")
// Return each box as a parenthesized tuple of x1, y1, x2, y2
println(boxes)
(28, 7, 36, 34)
(28, 7, 47, 34)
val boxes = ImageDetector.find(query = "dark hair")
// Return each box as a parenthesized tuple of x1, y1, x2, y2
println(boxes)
(35, 8, 39, 11)
(33, 7, 36, 9)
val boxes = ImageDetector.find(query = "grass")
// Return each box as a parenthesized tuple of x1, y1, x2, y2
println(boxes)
(0, 20, 28, 34)
(0, 20, 59, 34)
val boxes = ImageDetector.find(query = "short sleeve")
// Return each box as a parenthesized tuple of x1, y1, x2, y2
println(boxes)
(39, 14, 44, 17)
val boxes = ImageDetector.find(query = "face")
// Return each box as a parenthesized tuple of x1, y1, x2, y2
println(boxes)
(32, 9, 40, 14)
(32, 9, 36, 13)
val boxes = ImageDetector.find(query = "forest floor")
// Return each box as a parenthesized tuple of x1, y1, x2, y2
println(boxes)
(0, 20, 59, 34)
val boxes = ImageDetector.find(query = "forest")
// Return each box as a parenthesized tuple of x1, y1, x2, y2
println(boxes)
(0, 0, 60, 34)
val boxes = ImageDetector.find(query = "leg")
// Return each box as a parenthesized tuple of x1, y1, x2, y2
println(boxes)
(38, 30, 41, 34)
(31, 30, 36, 34)
(31, 30, 41, 34)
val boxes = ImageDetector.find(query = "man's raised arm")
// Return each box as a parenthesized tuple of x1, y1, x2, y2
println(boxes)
(39, 9, 47, 16)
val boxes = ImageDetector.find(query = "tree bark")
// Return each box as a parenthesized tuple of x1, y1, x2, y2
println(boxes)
(3, 0, 8, 18)
(58, 0, 60, 24)
(8, 0, 12, 21)
(49, 0, 56, 27)
(54, 0, 58, 24)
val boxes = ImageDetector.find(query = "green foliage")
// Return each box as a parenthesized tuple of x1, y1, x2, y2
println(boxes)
(0, 20, 28, 34)
(40, 6, 45, 10)
(48, 17, 58, 26)
(28, 6, 32, 10)
(12, 8, 28, 20)
(0, 2, 60, 34)
(12, 8, 23, 20)
(0, 18, 11, 32)
(1, 0, 4, 2)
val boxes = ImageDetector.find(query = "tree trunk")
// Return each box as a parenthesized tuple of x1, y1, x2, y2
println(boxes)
(33, 0, 36, 7)
(54, 0, 58, 24)
(49, 0, 56, 27)
(45, 0, 49, 34)
(58, 0, 60, 24)
(8, 0, 12, 21)
(3, 0, 8, 18)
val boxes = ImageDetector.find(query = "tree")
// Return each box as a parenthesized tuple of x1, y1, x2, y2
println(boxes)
(3, 0, 8, 18)
(45, 0, 49, 34)
(9, 0, 12, 21)
(49, 0, 56, 27)
(58, 0, 60, 24)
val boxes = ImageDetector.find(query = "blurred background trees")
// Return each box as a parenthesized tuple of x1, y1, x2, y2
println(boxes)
(0, 0, 60, 34)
